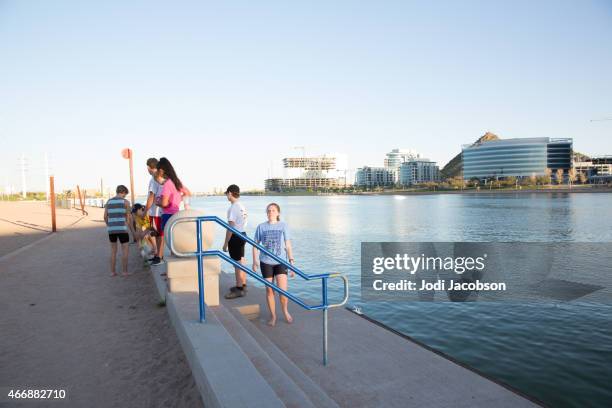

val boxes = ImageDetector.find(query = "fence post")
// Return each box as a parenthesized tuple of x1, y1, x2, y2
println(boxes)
(50, 176, 57, 232)
(76, 185, 86, 215)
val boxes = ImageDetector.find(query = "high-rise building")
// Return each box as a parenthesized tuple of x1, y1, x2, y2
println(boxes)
(462, 137, 573, 180)
(398, 159, 440, 186)
(384, 148, 420, 183)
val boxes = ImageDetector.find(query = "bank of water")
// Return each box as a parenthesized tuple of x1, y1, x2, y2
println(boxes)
(188, 193, 612, 408)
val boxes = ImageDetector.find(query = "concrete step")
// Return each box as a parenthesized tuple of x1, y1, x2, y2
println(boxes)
(150, 265, 167, 301)
(166, 292, 285, 408)
(211, 304, 318, 408)
(227, 305, 340, 408)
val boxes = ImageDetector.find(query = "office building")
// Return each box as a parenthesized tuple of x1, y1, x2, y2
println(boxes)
(575, 156, 612, 183)
(462, 137, 573, 180)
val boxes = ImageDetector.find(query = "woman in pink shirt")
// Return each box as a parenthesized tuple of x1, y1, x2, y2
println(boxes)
(154, 157, 191, 264)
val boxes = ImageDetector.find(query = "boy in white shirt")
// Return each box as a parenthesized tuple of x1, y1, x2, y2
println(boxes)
(144, 158, 164, 263)
(223, 184, 248, 299)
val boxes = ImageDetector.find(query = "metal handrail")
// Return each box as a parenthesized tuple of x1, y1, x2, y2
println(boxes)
(168, 215, 349, 365)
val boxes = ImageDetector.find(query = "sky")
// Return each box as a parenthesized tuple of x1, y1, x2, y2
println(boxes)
(1, 0, 611, 194)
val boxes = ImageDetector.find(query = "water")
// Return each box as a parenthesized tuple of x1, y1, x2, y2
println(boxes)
(189, 193, 612, 408)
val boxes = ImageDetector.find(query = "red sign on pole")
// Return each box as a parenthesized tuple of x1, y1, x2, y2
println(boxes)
(121, 148, 132, 160)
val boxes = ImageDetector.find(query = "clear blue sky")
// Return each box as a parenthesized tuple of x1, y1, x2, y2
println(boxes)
(1, 0, 611, 193)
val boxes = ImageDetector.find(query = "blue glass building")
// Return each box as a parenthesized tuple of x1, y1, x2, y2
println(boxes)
(462, 137, 572, 180)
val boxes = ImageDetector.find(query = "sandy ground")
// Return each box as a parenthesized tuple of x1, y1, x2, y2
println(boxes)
(0, 204, 203, 407)
(0, 201, 86, 258)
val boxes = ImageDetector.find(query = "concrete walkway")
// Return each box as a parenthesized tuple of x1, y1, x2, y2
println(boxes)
(0, 207, 203, 407)
(219, 273, 541, 408)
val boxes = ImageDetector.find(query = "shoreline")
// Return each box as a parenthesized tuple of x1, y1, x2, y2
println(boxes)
(239, 186, 612, 197)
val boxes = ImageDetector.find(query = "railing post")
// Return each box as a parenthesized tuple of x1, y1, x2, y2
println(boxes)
(322, 277, 328, 366)
(196, 219, 205, 323)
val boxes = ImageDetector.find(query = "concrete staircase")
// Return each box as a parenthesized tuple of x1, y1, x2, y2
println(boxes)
(212, 303, 339, 408)
(151, 267, 541, 408)
(152, 267, 339, 408)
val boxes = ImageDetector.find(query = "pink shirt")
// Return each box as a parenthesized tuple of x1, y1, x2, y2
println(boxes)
(161, 179, 183, 215)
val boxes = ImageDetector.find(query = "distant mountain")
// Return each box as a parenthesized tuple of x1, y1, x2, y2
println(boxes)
(439, 132, 589, 179)
(440, 132, 500, 179)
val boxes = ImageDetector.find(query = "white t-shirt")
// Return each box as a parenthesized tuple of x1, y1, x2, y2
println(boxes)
(148, 177, 164, 217)
(227, 201, 247, 232)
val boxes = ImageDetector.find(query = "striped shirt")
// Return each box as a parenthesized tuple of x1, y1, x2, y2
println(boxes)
(105, 196, 129, 234)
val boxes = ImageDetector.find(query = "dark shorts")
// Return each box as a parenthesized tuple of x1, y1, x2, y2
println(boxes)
(109, 233, 129, 244)
(160, 213, 173, 234)
(228, 232, 247, 261)
(260, 262, 287, 279)
(150, 215, 162, 236)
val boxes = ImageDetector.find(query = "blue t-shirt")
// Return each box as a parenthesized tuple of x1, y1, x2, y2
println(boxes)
(254, 221, 290, 265)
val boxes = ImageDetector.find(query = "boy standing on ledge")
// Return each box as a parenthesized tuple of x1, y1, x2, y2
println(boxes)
(104, 185, 134, 277)
(223, 184, 248, 299)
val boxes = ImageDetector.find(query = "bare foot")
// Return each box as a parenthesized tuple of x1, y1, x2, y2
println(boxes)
(267, 317, 276, 327)
(283, 311, 293, 324)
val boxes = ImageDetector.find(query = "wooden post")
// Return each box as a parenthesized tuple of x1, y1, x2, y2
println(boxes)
(129, 151, 135, 205)
(122, 148, 135, 205)
(50, 176, 57, 232)
(76, 185, 86, 215)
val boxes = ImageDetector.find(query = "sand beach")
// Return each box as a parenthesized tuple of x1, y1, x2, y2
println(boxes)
(0, 202, 203, 407)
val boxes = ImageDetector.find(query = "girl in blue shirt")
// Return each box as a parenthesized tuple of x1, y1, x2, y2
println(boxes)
(252, 203, 295, 326)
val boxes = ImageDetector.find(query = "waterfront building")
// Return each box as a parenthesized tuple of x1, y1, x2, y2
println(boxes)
(462, 137, 573, 180)
(355, 166, 395, 187)
(264, 154, 348, 192)
(575, 156, 612, 183)
(384, 148, 420, 182)
(398, 159, 440, 186)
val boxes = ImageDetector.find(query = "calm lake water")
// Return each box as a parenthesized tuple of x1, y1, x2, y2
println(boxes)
(188, 193, 612, 408)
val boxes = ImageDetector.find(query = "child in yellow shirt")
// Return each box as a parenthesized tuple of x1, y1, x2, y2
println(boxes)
(131, 203, 157, 260)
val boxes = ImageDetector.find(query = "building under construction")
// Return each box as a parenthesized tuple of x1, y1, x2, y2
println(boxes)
(265, 177, 343, 191)
(283, 157, 337, 171)
(265, 155, 348, 192)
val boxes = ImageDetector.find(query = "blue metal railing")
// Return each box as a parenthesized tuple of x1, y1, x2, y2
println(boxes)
(169, 215, 349, 365)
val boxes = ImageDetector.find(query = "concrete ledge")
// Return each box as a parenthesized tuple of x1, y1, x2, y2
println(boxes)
(167, 255, 221, 306)
(234, 304, 261, 320)
(151, 267, 167, 302)
(166, 291, 285, 408)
